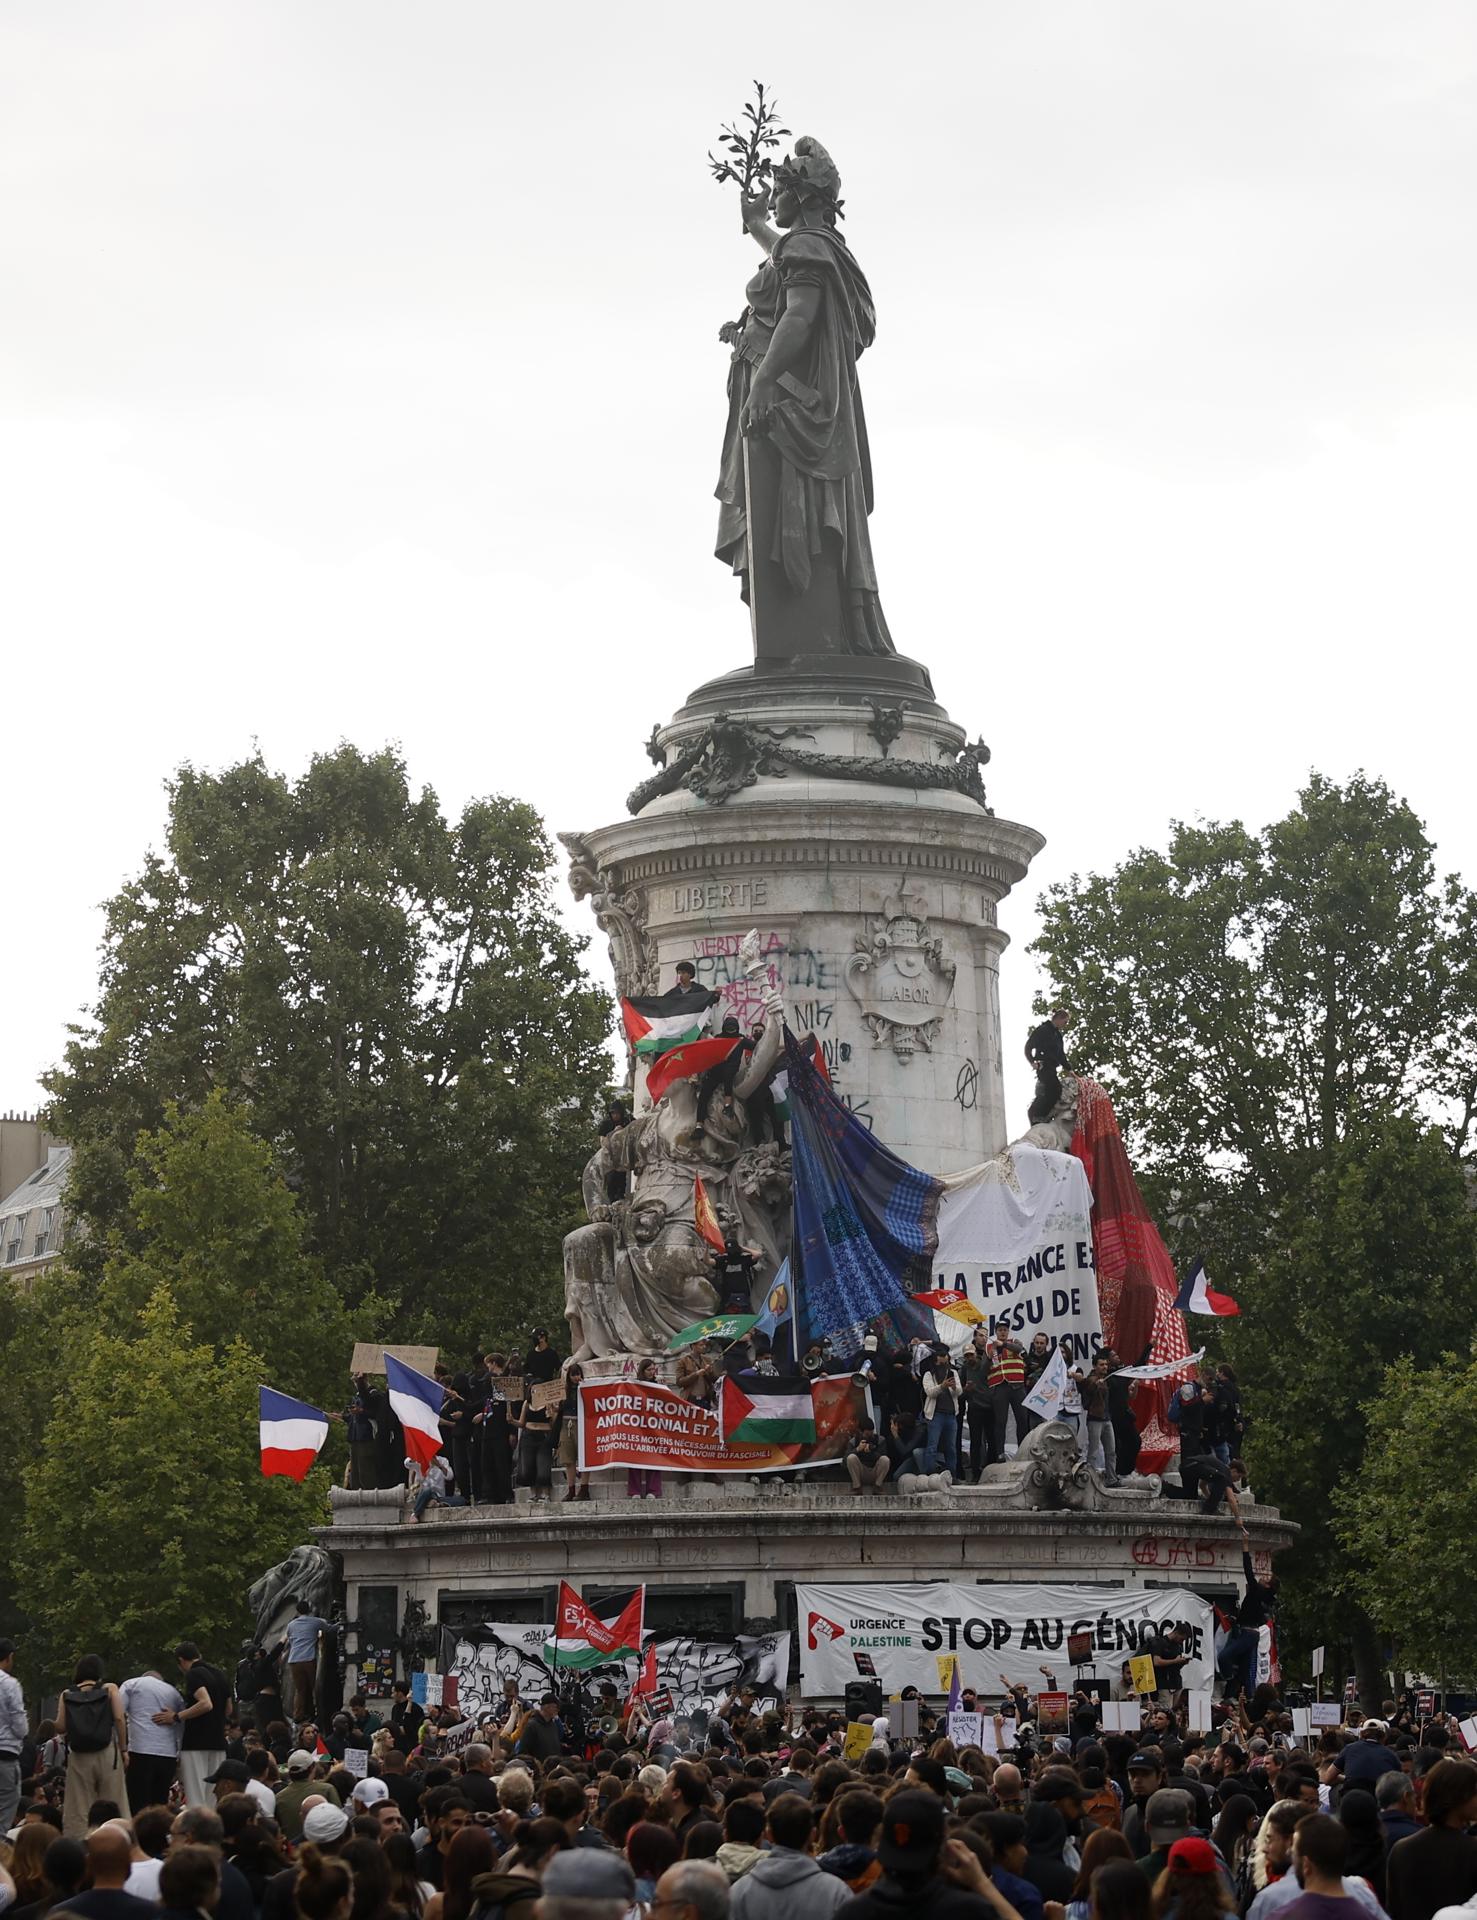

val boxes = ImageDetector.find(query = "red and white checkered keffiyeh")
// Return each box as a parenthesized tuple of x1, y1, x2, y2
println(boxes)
(1069, 1077, 1194, 1472)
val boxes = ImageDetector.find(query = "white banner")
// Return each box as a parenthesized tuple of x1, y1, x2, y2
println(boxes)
(1022, 1349, 1082, 1423)
(797, 1583, 1213, 1697)
(1112, 1350, 1205, 1381)
(935, 1146, 1102, 1366)
(445, 1623, 791, 1723)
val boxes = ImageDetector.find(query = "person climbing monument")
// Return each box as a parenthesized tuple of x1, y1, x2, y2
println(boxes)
(1026, 1006, 1072, 1124)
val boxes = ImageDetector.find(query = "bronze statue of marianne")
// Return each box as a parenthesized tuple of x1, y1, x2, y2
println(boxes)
(714, 137, 897, 667)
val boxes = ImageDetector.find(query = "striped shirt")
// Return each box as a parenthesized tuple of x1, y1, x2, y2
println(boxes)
(988, 1345, 1025, 1388)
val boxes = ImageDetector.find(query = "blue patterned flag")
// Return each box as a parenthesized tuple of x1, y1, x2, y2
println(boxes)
(784, 1028, 944, 1358)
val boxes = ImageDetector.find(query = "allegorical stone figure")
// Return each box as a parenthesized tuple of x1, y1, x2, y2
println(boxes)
(714, 136, 896, 663)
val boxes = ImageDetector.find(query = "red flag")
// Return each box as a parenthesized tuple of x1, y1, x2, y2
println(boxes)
(694, 1175, 725, 1253)
(631, 1643, 659, 1698)
(645, 1034, 742, 1106)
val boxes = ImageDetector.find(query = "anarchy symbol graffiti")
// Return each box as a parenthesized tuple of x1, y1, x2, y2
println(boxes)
(954, 1058, 979, 1110)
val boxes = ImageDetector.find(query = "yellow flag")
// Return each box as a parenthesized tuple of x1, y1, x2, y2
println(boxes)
(935, 1653, 960, 1693)
(1130, 1654, 1158, 1695)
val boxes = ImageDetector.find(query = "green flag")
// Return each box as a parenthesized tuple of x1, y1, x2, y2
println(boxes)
(666, 1312, 759, 1352)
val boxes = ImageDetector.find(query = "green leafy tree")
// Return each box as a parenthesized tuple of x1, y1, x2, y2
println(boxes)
(97, 1092, 364, 1411)
(1218, 1119, 1477, 1671)
(44, 744, 612, 1343)
(1030, 773, 1477, 1703)
(14, 1287, 325, 1685)
(1335, 1350, 1477, 1681)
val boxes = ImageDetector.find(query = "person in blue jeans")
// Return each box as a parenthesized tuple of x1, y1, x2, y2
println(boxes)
(921, 1350, 962, 1477)
(410, 1453, 468, 1521)
(1217, 1525, 1278, 1700)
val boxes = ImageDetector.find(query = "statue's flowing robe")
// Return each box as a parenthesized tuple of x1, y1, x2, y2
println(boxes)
(715, 227, 894, 657)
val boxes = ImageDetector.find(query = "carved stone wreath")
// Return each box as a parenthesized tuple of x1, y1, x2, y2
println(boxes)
(628, 712, 991, 814)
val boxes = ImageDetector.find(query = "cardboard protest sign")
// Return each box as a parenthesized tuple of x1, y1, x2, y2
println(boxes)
(1129, 1654, 1158, 1695)
(342, 1748, 369, 1778)
(1309, 1701, 1341, 1728)
(529, 1378, 564, 1414)
(843, 1722, 873, 1762)
(351, 1342, 438, 1377)
(947, 1711, 984, 1750)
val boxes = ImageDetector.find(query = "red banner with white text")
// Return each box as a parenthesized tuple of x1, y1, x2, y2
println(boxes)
(578, 1377, 866, 1475)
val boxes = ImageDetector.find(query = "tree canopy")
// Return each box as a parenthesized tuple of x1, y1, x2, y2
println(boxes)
(1030, 772, 1477, 1699)
(44, 744, 612, 1345)
(1335, 1350, 1477, 1682)
(14, 1287, 326, 1682)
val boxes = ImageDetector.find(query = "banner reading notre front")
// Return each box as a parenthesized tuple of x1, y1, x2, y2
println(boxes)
(796, 1583, 1214, 1696)
(579, 1377, 864, 1475)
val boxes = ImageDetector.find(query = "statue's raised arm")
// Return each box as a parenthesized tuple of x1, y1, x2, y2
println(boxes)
(714, 134, 896, 665)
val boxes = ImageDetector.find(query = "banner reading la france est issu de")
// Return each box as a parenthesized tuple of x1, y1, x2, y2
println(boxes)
(796, 1582, 1214, 1696)
(934, 1145, 1102, 1365)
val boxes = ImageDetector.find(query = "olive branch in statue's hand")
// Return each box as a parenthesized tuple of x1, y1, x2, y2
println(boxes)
(708, 81, 789, 196)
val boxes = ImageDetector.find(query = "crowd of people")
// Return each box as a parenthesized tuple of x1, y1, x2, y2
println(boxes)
(4, 1632, 1476, 1920)
(345, 1315, 1251, 1523)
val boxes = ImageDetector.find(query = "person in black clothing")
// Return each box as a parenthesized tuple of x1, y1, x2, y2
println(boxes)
(1101, 1349, 1141, 1477)
(438, 1376, 473, 1502)
(835, 1788, 1003, 1918)
(744, 1022, 787, 1147)
(524, 1329, 562, 1387)
(472, 1354, 515, 1506)
(1218, 1529, 1278, 1702)
(713, 1235, 757, 1314)
(344, 1377, 380, 1492)
(1206, 1364, 1243, 1467)
(1025, 1009, 1072, 1124)
(695, 1016, 747, 1131)
(598, 1098, 632, 1202)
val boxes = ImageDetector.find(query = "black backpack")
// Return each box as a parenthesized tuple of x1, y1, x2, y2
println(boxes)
(63, 1684, 116, 1753)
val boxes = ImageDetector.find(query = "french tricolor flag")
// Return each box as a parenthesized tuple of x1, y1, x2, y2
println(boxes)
(385, 1352, 446, 1472)
(259, 1387, 329, 1482)
(1174, 1257, 1241, 1318)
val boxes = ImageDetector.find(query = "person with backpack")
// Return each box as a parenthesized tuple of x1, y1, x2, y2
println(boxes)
(57, 1654, 127, 1838)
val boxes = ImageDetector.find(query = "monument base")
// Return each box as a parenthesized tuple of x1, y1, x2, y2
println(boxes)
(322, 1481, 1295, 1689)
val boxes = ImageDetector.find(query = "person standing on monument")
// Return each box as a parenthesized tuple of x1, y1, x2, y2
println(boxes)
(714, 137, 897, 661)
(1025, 1009, 1072, 1125)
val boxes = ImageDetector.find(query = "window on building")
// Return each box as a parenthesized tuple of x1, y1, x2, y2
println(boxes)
(4, 1239, 19, 1265)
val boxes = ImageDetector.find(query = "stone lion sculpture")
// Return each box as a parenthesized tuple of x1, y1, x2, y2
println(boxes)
(248, 1543, 338, 1652)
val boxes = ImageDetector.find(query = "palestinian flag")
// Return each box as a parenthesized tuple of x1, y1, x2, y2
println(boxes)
(694, 1173, 725, 1253)
(621, 988, 717, 1058)
(720, 1373, 816, 1445)
(544, 1581, 645, 1670)
(645, 1033, 742, 1106)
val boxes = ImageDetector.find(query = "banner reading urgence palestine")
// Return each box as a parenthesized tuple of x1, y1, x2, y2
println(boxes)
(797, 1582, 1214, 1696)
(578, 1376, 866, 1476)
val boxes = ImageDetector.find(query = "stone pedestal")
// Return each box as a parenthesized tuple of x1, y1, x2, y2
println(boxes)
(564, 667, 1043, 1172)
(321, 1485, 1296, 1681)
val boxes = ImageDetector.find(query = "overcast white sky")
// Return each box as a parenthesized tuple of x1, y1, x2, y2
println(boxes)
(2, 1, 1474, 1131)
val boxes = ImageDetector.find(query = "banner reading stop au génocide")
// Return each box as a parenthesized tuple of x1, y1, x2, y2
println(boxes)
(578, 1377, 865, 1476)
(797, 1583, 1213, 1696)
(935, 1145, 1102, 1365)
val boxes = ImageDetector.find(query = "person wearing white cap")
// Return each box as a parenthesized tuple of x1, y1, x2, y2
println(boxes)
(350, 1777, 388, 1811)
(302, 1803, 350, 1846)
